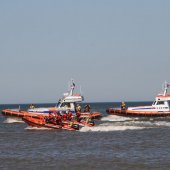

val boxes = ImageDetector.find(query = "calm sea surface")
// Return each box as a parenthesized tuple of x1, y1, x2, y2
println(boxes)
(0, 102, 170, 170)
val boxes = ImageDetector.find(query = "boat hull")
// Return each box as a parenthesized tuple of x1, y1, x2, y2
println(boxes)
(1, 109, 102, 120)
(1, 109, 46, 118)
(106, 108, 170, 117)
(80, 112, 102, 119)
(22, 116, 79, 131)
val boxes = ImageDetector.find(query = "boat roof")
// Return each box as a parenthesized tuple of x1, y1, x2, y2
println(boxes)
(59, 80, 84, 103)
(156, 94, 170, 101)
(155, 81, 170, 100)
(157, 94, 170, 98)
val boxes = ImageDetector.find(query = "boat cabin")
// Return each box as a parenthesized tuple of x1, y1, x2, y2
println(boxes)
(28, 80, 84, 114)
(152, 94, 170, 111)
(128, 81, 170, 112)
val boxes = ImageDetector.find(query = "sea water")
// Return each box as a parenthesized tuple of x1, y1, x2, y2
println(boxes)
(0, 102, 170, 170)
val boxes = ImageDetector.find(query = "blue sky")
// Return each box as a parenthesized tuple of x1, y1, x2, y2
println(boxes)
(0, 0, 170, 104)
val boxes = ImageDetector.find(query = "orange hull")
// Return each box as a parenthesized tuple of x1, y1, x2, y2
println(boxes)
(80, 112, 102, 119)
(1, 109, 102, 120)
(22, 116, 79, 131)
(106, 108, 170, 117)
(1, 109, 46, 118)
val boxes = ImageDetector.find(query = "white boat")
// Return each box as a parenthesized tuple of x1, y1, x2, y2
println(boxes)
(2, 80, 102, 119)
(106, 81, 170, 117)
(28, 80, 83, 114)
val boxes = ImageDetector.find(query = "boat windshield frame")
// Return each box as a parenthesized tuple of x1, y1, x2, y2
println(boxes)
(60, 102, 71, 108)
(168, 101, 170, 108)
(152, 101, 157, 105)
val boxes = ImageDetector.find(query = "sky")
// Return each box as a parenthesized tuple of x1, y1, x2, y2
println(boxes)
(0, 0, 170, 104)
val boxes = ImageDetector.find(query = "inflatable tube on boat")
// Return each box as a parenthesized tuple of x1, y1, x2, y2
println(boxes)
(80, 112, 102, 119)
(22, 116, 79, 131)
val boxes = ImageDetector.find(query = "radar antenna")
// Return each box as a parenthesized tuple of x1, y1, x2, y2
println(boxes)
(69, 79, 75, 96)
(162, 81, 169, 96)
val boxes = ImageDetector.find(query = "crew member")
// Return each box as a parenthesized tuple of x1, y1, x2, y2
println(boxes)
(48, 112, 55, 124)
(67, 111, 73, 121)
(84, 104, 91, 112)
(76, 111, 81, 122)
(76, 104, 81, 112)
(121, 102, 126, 110)
(29, 104, 35, 109)
(62, 112, 67, 121)
(56, 112, 62, 125)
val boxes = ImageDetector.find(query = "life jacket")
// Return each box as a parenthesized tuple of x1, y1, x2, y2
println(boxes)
(67, 112, 73, 120)
(49, 113, 53, 119)
(55, 114, 62, 125)
(76, 111, 81, 122)
(62, 113, 67, 121)
(76, 111, 81, 117)
(48, 113, 56, 124)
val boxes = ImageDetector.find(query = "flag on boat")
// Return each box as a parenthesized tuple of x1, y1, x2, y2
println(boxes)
(72, 80, 75, 88)
(165, 82, 170, 87)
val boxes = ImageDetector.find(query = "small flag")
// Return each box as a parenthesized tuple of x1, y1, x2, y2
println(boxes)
(71, 79, 75, 87)
(73, 82, 75, 87)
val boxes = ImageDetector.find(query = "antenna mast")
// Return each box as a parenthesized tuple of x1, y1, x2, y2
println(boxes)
(163, 81, 169, 96)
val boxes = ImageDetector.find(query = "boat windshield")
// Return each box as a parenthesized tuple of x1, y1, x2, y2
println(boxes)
(152, 101, 156, 105)
(156, 101, 164, 105)
(60, 102, 71, 108)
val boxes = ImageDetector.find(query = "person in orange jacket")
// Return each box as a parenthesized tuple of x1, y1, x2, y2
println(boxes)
(76, 111, 81, 122)
(56, 112, 62, 125)
(67, 111, 73, 121)
(62, 112, 67, 121)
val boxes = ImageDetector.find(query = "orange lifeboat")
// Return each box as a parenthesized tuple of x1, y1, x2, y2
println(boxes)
(22, 116, 79, 131)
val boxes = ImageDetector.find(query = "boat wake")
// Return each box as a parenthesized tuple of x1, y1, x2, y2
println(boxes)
(154, 121, 170, 127)
(3, 117, 24, 123)
(130, 120, 170, 127)
(80, 122, 145, 132)
(25, 126, 53, 130)
(101, 115, 137, 122)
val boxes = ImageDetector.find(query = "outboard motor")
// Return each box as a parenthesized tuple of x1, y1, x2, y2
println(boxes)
(71, 124, 79, 130)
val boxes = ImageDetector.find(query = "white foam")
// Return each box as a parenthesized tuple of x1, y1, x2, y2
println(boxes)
(127, 120, 170, 127)
(101, 115, 134, 122)
(153, 121, 170, 127)
(80, 123, 145, 132)
(3, 117, 24, 123)
(25, 126, 52, 130)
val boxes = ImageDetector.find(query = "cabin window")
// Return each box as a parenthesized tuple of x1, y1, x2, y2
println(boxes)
(156, 101, 164, 105)
(66, 103, 71, 108)
(153, 101, 156, 105)
(168, 101, 170, 107)
(61, 103, 71, 108)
